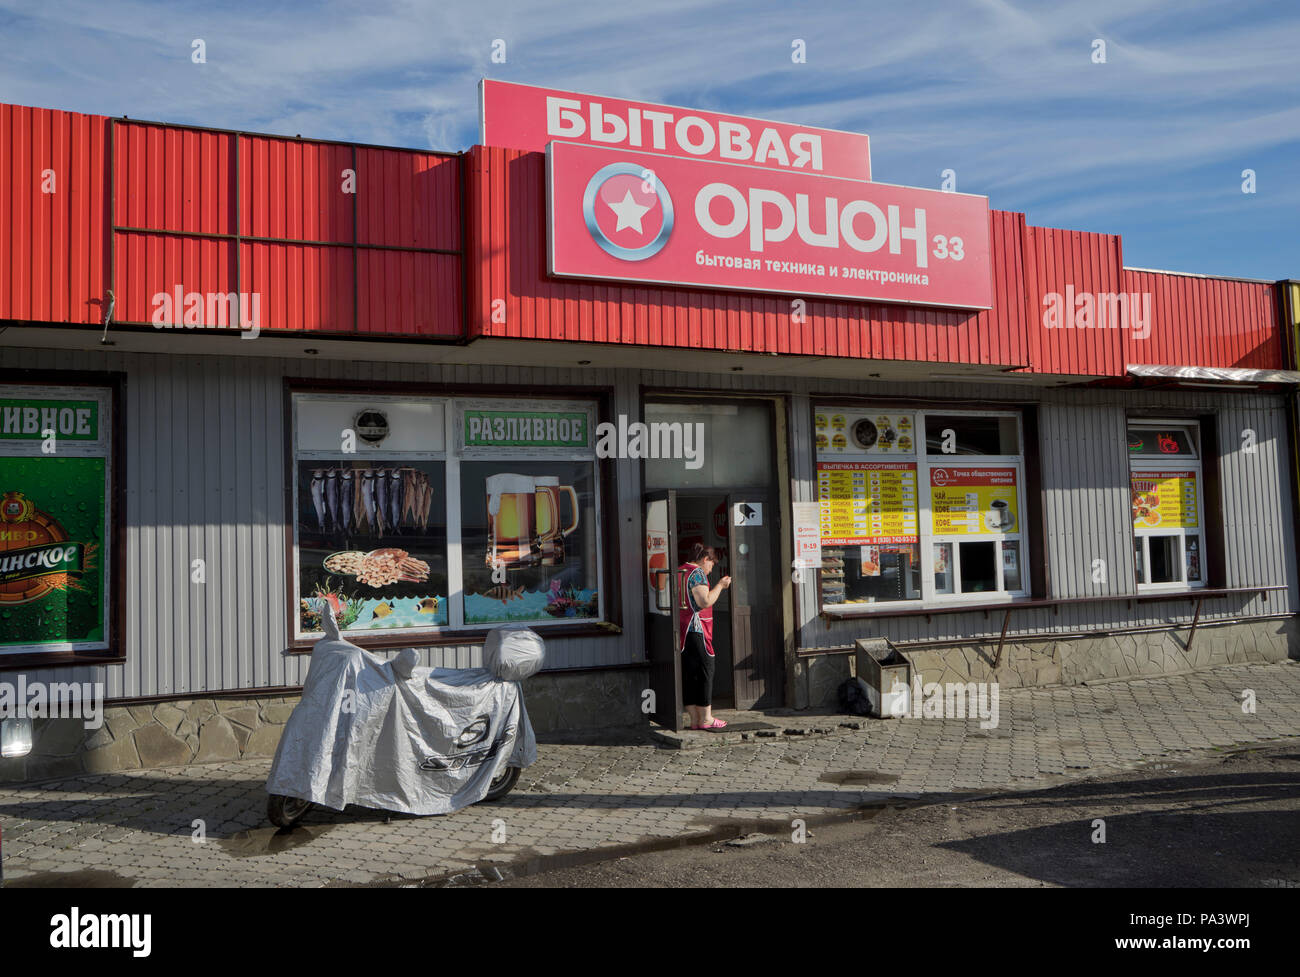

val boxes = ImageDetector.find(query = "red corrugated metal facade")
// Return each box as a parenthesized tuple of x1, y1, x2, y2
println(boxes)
(0, 104, 109, 324)
(1120, 267, 1281, 370)
(468, 145, 1283, 375)
(1021, 224, 1127, 377)
(468, 146, 1032, 366)
(0, 100, 1285, 374)
(1, 103, 463, 338)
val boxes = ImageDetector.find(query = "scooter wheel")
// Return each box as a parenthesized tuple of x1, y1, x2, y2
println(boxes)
(267, 793, 314, 828)
(483, 766, 521, 802)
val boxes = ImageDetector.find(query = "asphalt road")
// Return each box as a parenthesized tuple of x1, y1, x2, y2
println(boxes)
(490, 743, 1300, 887)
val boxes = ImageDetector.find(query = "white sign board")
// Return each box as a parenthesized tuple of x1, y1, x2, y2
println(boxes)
(792, 501, 822, 569)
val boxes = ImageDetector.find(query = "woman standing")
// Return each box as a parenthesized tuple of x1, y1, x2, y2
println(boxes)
(677, 543, 731, 730)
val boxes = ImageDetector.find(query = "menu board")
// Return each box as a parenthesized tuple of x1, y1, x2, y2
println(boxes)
(929, 466, 1019, 535)
(1131, 471, 1198, 529)
(817, 462, 918, 545)
(814, 408, 917, 456)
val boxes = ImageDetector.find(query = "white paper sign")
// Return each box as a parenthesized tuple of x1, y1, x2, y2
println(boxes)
(792, 501, 821, 569)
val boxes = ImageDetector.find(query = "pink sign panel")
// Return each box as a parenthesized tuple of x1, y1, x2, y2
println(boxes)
(547, 142, 993, 310)
(482, 79, 871, 180)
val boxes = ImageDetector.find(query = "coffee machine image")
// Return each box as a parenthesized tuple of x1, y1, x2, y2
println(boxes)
(485, 473, 580, 570)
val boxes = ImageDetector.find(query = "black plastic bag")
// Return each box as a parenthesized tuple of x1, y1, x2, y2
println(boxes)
(839, 677, 873, 716)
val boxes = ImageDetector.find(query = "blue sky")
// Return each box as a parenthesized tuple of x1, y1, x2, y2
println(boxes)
(2, 0, 1296, 279)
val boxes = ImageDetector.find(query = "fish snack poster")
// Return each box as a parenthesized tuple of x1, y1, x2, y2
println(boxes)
(295, 460, 449, 634)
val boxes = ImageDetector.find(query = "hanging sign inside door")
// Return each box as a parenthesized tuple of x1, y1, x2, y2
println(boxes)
(792, 501, 822, 569)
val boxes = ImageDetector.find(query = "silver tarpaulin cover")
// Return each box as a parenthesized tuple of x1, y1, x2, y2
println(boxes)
(266, 608, 539, 816)
(484, 624, 546, 681)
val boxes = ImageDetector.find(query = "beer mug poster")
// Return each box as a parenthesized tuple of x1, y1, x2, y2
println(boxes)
(0, 386, 113, 656)
(461, 467, 597, 623)
(457, 402, 600, 625)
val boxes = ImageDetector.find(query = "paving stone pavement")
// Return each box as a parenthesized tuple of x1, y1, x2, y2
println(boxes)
(1, 661, 1297, 887)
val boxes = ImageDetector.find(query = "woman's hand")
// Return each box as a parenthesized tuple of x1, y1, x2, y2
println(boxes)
(720, 576, 732, 588)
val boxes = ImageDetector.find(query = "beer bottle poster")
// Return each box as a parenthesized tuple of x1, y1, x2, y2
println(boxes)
(1, 386, 112, 654)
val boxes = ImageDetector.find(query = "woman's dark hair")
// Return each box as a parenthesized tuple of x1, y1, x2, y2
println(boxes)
(688, 543, 719, 564)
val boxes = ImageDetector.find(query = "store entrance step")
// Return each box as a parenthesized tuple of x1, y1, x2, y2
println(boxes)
(650, 709, 864, 750)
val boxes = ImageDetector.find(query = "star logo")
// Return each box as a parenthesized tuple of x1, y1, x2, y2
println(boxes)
(581, 162, 674, 261)
(607, 190, 653, 233)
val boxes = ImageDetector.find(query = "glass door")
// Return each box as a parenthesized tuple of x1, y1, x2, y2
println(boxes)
(644, 491, 683, 730)
(727, 492, 782, 709)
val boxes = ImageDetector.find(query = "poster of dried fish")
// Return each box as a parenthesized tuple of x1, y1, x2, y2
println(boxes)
(307, 465, 435, 536)
(323, 548, 431, 586)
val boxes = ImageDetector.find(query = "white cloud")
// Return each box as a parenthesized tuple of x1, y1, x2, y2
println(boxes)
(0, 0, 1294, 275)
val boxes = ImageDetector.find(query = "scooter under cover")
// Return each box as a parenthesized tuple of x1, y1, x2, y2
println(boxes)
(266, 607, 537, 816)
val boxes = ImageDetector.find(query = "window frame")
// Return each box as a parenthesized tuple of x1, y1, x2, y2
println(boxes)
(1128, 419, 1207, 593)
(0, 372, 126, 668)
(286, 382, 616, 648)
(813, 405, 1030, 615)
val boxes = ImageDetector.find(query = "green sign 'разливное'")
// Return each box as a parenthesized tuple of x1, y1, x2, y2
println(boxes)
(0, 399, 99, 441)
(464, 410, 589, 448)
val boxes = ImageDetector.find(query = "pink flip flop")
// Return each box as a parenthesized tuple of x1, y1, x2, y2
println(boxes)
(696, 719, 728, 731)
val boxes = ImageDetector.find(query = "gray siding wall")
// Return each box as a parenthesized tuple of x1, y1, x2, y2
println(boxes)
(796, 385, 1297, 650)
(1, 345, 1294, 700)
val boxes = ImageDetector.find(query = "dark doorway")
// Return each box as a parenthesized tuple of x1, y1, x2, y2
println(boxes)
(673, 493, 736, 705)
(641, 398, 784, 716)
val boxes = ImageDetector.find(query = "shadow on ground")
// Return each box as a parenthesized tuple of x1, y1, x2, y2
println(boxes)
(934, 761, 1300, 886)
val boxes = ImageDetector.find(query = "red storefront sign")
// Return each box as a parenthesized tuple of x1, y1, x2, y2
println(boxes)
(547, 141, 994, 310)
(929, 467, 1017, 487)
(482, 79, 871, 180)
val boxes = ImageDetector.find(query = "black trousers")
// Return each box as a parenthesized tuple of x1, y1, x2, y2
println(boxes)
(681, 631, 716, 707)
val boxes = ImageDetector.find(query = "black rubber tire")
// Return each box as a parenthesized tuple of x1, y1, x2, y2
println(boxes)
(482, 765, 521, 802)
(267, 793, 313, 828)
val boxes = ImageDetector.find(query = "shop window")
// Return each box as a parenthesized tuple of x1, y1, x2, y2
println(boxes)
(1129, 421, 1204, 591)
(459, 460, 600, 624)
(959, 540, 998, 593)
(0, 383, 116, 658)
(1127, 427, 1196, 457)
(1001, 540, 1022, 591)
(293, 395, 449, 639)
(814, 406, 1027, 611)
(295, 459, 449, 635)
(291, 392, 605, 640)
(644, 401, 771, 490)
(925, 414, 1019, 457)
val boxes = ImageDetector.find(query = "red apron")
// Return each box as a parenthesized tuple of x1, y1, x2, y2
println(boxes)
(676, 562, 714, 656)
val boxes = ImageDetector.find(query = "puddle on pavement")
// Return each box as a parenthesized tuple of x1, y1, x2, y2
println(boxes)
(5, 868, 134, 888)
(218, 824, 333, 857)
(819, 770, 901, 786)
